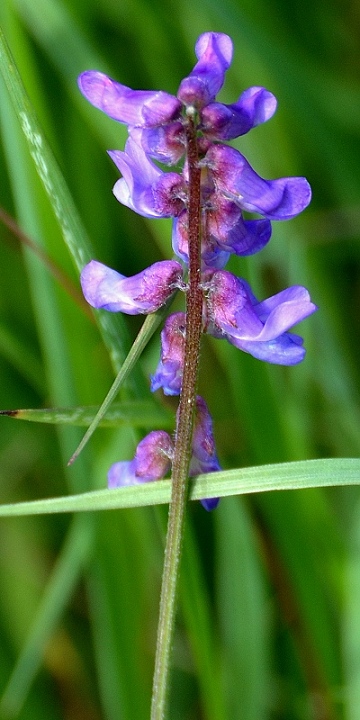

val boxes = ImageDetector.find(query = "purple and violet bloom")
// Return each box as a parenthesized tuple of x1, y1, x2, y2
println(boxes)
(80, 259, 183, 314)
(108, 398, 220, 511)
(78, 31, 317, 508)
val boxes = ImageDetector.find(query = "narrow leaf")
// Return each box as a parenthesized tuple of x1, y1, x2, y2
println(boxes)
(67, 298, 175, 465)
(0, 400, 172, 429)
(0, 458, 358, 516)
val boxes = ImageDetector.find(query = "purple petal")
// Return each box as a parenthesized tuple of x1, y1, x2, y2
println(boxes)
(150, 312, 186, 396)
(110, 139, 185, 217)
(188, 396, 221, 511)
(207, 271, 263, 338)
(177, 32, 233, 108)
(252, 286, 318, 341)
(80, 259, 183, 314)
(201, 87, 277, 140)
(134, 431, 174, 479)
(206, 145, 312, 220)
(108, 431, 173, 488)
(208, 271, 317, 342)
(207, 195, 272, 255)
(109, 140, 164, 218)
(228, 332, 307, 365)
(236, 86, 278, 126)
(129, 124, 185, 165)
(201, 497, 220, 511)
(108, 460, 138, 488)
(173, 211, 230, 269)
(78, 71, 181, 126)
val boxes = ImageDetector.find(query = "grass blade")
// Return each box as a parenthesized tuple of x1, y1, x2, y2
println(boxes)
(0, 458, 358, 516)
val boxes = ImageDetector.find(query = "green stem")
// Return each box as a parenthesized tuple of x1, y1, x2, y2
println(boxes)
(150, 112, 203, 720)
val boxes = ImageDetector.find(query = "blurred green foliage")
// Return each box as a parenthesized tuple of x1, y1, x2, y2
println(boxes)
(0, 0, 360, 718)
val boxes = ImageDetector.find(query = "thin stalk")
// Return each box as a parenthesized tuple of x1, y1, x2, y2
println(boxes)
(150, 111, 203, 720)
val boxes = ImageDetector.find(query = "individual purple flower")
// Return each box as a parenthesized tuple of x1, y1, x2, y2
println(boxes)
(80, 259, 183, 314)
(108, 401, 220, 511)
(108, 430, 174, 488)
(205, 270, 317, 365)
(205, 194, 272, 256)
(188, 396, 221, 511)
(171, 192, 272, 269)
(151, 312, 186, 396)
(129, 123, 185, 165)
(177, 32, 233, 109)
(204, 144, 312, 221)
(172, 211, 231, 269)
(200, 86, 277, 140)
(108, 139, 186, 218)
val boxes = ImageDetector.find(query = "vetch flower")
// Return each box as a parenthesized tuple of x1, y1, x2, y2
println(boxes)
(205, 270, 317, 365)
(200, 86, 277, 140)
(173, 194, 272, 268)
(151, 313, 186, 396)
(108, 398, 220, 511)
(108, 139, 186, 218)
(176, 32, 233, 109)
(108, 430, 174, 488)
(80, 259, 183, 314)
(188, 396, 221, 511)
(204, 144, 312, 221)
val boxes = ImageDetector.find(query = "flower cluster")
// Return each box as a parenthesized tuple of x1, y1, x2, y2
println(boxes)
(78, 32, 317, 508)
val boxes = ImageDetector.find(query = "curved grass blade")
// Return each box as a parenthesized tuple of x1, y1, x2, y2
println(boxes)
(67, 297, 175, 465)
(0, 458, 358, 516)
(0, 25, 127, 373)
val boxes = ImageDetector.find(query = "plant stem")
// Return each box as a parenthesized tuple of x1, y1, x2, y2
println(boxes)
(150, 111, 202, 720)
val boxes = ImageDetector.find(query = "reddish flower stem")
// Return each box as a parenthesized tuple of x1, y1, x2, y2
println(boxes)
(150, 111, 202, 720)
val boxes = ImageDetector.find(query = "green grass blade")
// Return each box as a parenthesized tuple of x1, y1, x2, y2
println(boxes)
(216, 498, 269, 720)
(181, 519, 227, 720)
(1, 400, 172, 429)
(0, 458, 358, 516)
(68, 299, 175, 465)
(0, 24, 128, 373)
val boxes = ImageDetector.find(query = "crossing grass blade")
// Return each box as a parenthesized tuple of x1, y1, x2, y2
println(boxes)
(0, 458, 358, 516)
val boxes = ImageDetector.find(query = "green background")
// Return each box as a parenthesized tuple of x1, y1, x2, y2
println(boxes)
(0, 0, 360, 717)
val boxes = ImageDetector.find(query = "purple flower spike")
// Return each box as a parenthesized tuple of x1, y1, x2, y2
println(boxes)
(151, 312, 186, 396)
(178, 32, 233, 109)
(108, 430, 174, 488)
(78, 31, 316, 518)
(201, 86, 277, 140)
(206, 144, 312, 220)
(80, 259, 183, 314)
(206, 271, 317, 364)
(78, 71, 181, 127)
(109, 139, 185, 218)
(188, 396, 221, 511)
